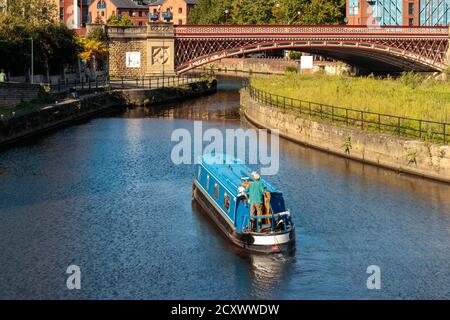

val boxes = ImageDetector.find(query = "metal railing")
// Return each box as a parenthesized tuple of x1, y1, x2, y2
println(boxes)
(174, 25, 448, 36)
(245, 84, 449, 144)
(109, 74, 200, 90)
(46, 76, 109, 94)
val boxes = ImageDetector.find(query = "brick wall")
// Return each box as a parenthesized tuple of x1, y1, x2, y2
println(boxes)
(109, 39, 147, 78)
(0, 83, 42, 109)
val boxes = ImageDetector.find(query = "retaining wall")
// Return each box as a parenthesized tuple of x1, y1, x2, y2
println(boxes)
(0, 83, 42, 109)
(241, 89, 450, 183)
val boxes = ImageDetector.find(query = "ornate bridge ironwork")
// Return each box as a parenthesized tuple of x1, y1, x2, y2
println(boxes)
(173, 25, 449, 73)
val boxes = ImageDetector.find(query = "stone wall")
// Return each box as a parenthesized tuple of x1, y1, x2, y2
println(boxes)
(109, 38, 148, 78)
(203, 58, 299, 74)
(0, 83, 42, 109)
(241, 90, 450, 183)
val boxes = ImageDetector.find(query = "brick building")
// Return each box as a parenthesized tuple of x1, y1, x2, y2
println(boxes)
(148, 0, 197, 25)
(88, 0, 150, 26)
(346, 0, 449, 26)
(59, 0, 91, 30)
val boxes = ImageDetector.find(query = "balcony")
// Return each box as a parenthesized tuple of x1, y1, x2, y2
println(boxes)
(149, 13, 159, 21)
(162, 12, 173, 21)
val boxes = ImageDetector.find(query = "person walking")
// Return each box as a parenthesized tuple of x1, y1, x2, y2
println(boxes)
(244, 171, 266, 232)
(0, 69, 7, 83)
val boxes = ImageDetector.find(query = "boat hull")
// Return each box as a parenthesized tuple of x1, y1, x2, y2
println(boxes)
(193, 181, 296, 253)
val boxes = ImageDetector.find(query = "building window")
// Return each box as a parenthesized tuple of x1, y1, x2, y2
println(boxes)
(408, 3, 414, 15)
(129, 11, 133, 16)
(60, 8, 64, 20)
(224, 193, 230, 212)
(178, 19, 182, 25)
(139, 11, 142, 17)
(214, 183, 219, 200)
(409, 18, 414, 26)
(139, 21, 142, 25)
(178, 8, 182, 14)
(97, 0, 106, 9)
(101, 11, 105, 17)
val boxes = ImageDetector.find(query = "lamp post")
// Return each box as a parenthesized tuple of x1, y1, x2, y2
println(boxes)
(275, 3, 280, 23)
(28, 37, 34, 84)
(297, 11, 301, 24)
(225, 9, 229, 24)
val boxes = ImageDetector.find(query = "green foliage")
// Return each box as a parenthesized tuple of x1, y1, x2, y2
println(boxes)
(407, 151, 417, 165)
(284, 65, 298, 73)
(250, 73, 450, 123)
(87, 26, 108, 43)
(0, 0, 79, 76)
(288, 51, 301, 60)
(107, 14, 134, 26)
(399, 71, 424, 89)
(342, 137, 352, 154)
(189, 0, 345, 25)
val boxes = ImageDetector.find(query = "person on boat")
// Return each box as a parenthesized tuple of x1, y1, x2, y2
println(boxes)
(244, 171, 266, 232)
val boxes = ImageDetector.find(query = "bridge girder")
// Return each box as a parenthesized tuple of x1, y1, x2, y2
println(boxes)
(173, 25, 449, 74)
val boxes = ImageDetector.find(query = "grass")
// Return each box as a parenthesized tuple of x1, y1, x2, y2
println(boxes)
(249, 72, 450, 143)
(250, 72, 450, 123)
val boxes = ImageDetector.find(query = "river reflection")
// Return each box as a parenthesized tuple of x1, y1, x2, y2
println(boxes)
(0, 75, 449, 299)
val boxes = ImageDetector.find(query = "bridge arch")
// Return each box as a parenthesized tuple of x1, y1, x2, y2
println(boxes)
(175, 39, 448, 74)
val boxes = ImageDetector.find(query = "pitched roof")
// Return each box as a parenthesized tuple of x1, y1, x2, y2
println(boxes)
(109, 0, 149, 9)
(149, 0, 198, 6)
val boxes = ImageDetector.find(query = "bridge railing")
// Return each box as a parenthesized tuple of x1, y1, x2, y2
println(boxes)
(175, 25, 448, 36)
(245, 84, 449, 144)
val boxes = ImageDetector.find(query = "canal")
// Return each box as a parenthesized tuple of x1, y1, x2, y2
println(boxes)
(0, 76, 449, 299)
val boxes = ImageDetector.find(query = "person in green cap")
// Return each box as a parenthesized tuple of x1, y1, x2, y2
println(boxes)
(0, 69, 7, 83)
(244, 171, 266, 232)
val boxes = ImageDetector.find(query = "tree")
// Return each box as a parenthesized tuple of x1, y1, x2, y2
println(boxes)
(0, 0, 79, 79)
(107, 14, 134, 26)
(188, 0, 346, 25)
(300, 0, 345, 25)
(77, 37, 108, 78)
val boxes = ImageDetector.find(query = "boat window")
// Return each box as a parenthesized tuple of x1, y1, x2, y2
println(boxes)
(206, 175, 210, 190)
(224, 193, 230, 212)
(197, 166, 201, 180)
(214, 183, 219, 199)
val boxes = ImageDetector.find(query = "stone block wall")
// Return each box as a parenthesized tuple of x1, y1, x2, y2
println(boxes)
(241, 90, 450, 183)
(0, 83, 42, 109)
(204, 58, 299, 74)
(109, 38, 147, 78)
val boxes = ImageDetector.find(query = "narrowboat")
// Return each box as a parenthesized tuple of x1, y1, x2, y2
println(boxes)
(192, 153, 296, 253)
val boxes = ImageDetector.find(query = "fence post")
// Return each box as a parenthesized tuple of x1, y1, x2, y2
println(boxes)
(360, 111, 363, 129)
(419, 120, 422, 139)
(320, 104, 323, 119)
(397, 117, 401, 135)
(443, 123, 446, 144)
(378, 114, 381, 132)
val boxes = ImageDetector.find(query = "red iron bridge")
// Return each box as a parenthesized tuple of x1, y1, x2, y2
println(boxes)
(106, 24, 449, 74)
(174, 25, 449, 73)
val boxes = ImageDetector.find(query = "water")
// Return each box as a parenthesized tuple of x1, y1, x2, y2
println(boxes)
(0, 76, 449, 299)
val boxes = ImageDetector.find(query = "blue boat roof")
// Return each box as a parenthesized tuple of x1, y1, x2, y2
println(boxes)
(198, 153, 279, 195)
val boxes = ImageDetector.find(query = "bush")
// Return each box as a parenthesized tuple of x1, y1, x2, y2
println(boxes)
(288, 51, 301, 60)
(284, 65, 298, 73)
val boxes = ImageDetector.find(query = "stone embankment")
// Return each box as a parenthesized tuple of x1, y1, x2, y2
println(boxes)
(241, 89, 450, 183)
